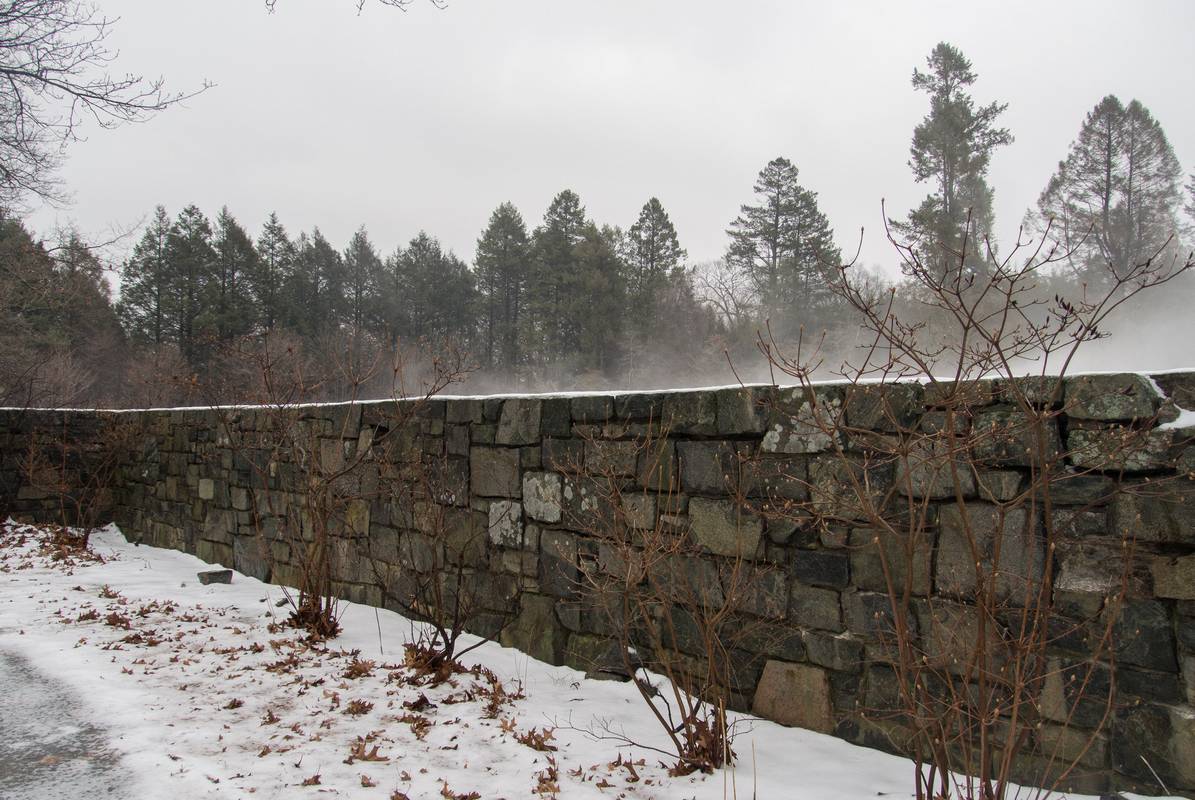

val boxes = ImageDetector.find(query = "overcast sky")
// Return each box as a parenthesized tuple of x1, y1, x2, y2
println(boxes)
(26, 0, 1195, 279)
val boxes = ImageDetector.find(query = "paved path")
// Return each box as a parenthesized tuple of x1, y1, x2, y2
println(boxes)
(0, 647, 127, 799)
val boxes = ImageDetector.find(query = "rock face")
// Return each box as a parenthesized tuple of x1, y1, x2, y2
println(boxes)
(3, 371, 1194, 797)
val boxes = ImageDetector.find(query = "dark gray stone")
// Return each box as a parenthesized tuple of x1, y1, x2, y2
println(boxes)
(656, 555, 724, 608)
(849, 527, 933, 597)
(197, 569, 232, 585)
(808, 456, 894, 522)
(971, 408, 1062, 467)
(1153, 373, 1195, 409)
(1111, 703, 1191, 790)
(739, 568, 788, 619)
(470, 446, 521, 497)
(844, 383, 923, 432)
(635, 440, 677, 492)
(894, 440, 976, 499)
(1110, 479, 1195, 545)
(1052, 508, 1107, 538)
(1047, 473, 1117, 505)
(741, 455, 809, 501)
(803, 630, 864, 672)
(716, 387, 768, 434)
(678, 440, 739, 494)
(789, 582, 842, 630)
(445, 399, 483, 424)
(614, 393, 662, 421)
(482, 398, 504, 422)
(563, 633, 632, 679)
(935, 504, 1041, 601)
(1112, 600, 1177, 672)
(1117, 666, 1186, 704)
(540, 398, 572, 436)
(998, 375, 1066, 407)
(792, 549, 849, 589)
(542, 437, 583, 472)
(233, 535, 271, 581)
(496, 399, 541, 445)
(570, 396, 612, 423)
(583, 439, 638, 478)
(662, 391, 717, 436)
(842, 590, 914, 641)
(540, 530, 579, 599)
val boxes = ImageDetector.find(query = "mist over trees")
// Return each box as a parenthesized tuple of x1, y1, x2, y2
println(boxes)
(1033, 96, 1185, 290)
(3, 40, 1194, 407)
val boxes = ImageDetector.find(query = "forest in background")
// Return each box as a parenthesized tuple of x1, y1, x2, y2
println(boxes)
(3, 42, 1195, 408)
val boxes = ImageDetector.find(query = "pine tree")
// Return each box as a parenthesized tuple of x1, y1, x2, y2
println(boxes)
(207, 207, 258, 342)
(285, 228, 342, 338)
(572, 223, 626, 375)
(117, 206, 173, 346)
(475, 202, 530, 369)
(1186, 173, 1195, 235)
(166, 205, 215, 363)
(1035, 96, 1184, 289)
(253, 212, 294, 333)
(625, 197, 685, 331)
(0, 220, 124, 406)
(726, 157, 841, 326)
(527, 190, 588, 366)
(895, 42, 1013, 275)
(341, 226, 382, 333)
(390, 232, 477, 343)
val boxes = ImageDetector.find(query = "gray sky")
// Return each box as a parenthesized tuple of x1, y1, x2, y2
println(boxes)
(27, 0, 1195, 278)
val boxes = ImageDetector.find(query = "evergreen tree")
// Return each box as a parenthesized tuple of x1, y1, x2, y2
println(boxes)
(390, 232, 477, 343)
(625, 197, 685, 330)
(207, 207, 258, 342)
(285, 228, 342, 338)
(895, 42, 1013, 275)
(572, 223, 626, 375)
(475, 202, 530, 369)
(1035, 96, 1184, 289)
(253, 212, 294, 332)
(1186, 173, 1195, 235)
(527, 190, 588, 365)
(341, 226, 382, 333)
(726, 157, 841, 325)
(117, 206, 173, 346)
(1, 220, 124, 405)
(166, 205, 215, 363)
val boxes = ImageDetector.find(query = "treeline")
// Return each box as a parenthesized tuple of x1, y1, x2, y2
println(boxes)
(3, 41, 1194, 408)
(113, 192, 725, 388)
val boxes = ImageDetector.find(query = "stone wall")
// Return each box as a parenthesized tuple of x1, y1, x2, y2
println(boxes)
(2, 374, 1194, 796)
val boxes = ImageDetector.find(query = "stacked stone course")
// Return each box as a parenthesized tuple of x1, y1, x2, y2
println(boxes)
(2, 373, 1194, 796)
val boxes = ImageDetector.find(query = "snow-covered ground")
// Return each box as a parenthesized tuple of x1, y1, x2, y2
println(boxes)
(0, 522, 1173, 800)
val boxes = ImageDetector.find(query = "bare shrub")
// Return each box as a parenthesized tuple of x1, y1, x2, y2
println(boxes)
(751, 217, 1193, 798)
(569, 423, 782, 775)
(210, 329, 471, 640)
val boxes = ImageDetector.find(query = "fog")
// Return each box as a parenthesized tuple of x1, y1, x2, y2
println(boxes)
(7, 0, 1195, 405)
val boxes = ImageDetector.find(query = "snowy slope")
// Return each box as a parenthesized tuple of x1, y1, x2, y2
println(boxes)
(0, 522, 1175, 800)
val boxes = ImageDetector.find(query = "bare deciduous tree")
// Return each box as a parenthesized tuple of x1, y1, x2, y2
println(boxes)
(0, 0, 207, 207)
